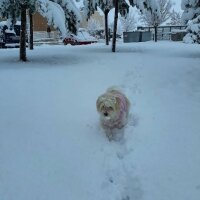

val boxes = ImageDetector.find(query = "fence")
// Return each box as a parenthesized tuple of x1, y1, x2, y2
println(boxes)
(137, 25, 187, 41)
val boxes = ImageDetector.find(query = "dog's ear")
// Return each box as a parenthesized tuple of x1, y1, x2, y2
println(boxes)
(96, 96, 103, 112)
(115, 96, 121, 110)
(115, 95, 130, 111)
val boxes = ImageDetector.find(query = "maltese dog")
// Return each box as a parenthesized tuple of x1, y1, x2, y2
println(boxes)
(96, 87, 130, 140)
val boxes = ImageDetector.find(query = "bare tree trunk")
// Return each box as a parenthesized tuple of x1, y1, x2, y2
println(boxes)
(29, 12, 33, 50)
(154, 25, 158, 42)
(20, 4, 27, 61)
(104, 9, 109, 45)
(112, 0, 119, 52)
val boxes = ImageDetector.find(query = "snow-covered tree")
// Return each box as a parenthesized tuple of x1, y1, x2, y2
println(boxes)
(129, 0, 160, 14)
(83, 0, 125, 45)
(36, 0, 81, 35)
(139, 0, 170, 42)
(52, 0, 81, 34)
(83, 0, 97, 20)
(0, 0, 81, 61)
(36, 0, 68, 36)
(140, 0, 172, 26)
(83, 0, 115, 45)
(0, 0, 36, 61)
(97, 0, 114, 45)
(0, 0, 80, 35)
(168, 9, 182, 25)
(184, 15, 200, 44)
(109, 18, 123, 35)
(181, 0, 200, 44)
(87, 18, 101, 34)
(83, 0, 130, 45)
(183, 15, 200, 43)
(120, 6, 138, 32)
(0, 0, 20, 25)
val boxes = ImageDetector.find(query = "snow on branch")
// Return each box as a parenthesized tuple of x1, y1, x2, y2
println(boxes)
(35, 0, 68, 37)
(184, 15, 200, 44)
(181, 0, 200, 24)
(130, 0, 160, 13)
(53, 0, 81, 34)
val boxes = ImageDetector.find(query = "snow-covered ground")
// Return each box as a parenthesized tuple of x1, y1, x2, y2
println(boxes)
(0, 41, 200, 200)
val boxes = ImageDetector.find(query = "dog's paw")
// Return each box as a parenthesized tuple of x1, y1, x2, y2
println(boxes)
(105, 128, 125, 142)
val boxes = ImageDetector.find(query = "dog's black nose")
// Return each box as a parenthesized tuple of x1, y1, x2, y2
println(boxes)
(104, 112, 108, 117)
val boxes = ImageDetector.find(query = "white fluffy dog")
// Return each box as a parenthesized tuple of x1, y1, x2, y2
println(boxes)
(96, 87, 130, 140)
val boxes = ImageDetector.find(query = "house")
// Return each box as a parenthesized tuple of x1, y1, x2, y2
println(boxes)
(31, 12, 58, 41)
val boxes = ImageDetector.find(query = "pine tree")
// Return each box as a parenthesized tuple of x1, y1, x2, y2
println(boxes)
(184, 14, 200, 43)
(181, 0, 200, 44)
(140, 0, 172, 42)
(0, 0, 21, 25)
(181, 0, 200, 24)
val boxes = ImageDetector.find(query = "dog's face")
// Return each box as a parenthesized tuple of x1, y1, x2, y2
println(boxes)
(96, 95, 120, 121)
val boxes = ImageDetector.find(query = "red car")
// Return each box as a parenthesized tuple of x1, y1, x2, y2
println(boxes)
(63, 30, 97, 45)
(63, 36, 78, 45)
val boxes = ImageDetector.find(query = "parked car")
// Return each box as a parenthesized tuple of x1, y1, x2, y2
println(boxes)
(0, 29, 28, 48)
(63, 29, 97, 45)
(0, 29, 20, 48)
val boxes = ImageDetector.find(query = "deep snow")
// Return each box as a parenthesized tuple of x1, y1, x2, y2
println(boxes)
(0, 41, 200, 200)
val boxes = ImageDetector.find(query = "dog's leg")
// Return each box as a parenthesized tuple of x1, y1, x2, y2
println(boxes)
(105, 129, 114, 141)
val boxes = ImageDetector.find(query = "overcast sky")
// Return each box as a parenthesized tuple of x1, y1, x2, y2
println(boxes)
(172, 0, 182, 11)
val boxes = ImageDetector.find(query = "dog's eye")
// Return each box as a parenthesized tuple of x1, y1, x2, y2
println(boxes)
(108, 107, 113, 111)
